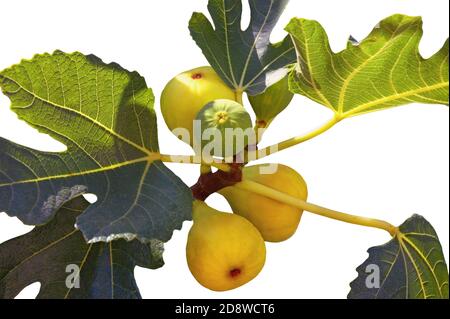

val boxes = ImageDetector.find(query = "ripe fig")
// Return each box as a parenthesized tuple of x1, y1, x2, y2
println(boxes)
(160, 66, 236, 144)
(248, 75, 293, 127)
(195, 99, 253, 158)
(186, 201, 266, 292)
(220, 164, 308, 242)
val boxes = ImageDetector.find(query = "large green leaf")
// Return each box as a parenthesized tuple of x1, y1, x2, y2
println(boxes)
(348, 215, 449, 299)
(0, 196, 164, 299)
(189, 0, 296, 95)
(286, 15, 449, 117)
(0, 51, 192, 243)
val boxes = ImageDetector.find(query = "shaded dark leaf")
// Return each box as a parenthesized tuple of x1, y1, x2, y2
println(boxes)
(189, 0, 296, 95)
(0, 51, 193, 243)
(0, 197, 164, 299)
(349, 215, 449, 299)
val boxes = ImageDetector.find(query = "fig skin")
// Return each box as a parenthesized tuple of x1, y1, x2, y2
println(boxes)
(160, 66, 235, 144)
(248, 75, 293, 126)
(220, 164, 308, 242)
(195, 99, 253, 158)
(186, 201, 266, 292)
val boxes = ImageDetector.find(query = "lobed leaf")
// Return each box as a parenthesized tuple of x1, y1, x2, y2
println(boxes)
(0, 51, 193, 243)
(189, 0, 296, 95)
(286, 15, 449, 117)
(348, 215, 449, 299)
(0, 197, 164, 299)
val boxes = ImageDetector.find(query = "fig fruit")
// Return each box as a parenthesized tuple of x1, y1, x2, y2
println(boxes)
(160, 66, 236, 144)
(248, 74, 293, 127)
(195, 99, 253, 158)
(220, 164, 308, 242)
(186, 201, 266, 292)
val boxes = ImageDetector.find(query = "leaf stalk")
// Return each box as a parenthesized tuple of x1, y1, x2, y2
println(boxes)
(250, 114, 340, 161)
(236, 179, 398, 237)
(159, 154, 232, 172)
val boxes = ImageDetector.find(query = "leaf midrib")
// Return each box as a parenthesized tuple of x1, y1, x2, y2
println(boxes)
(1, 229, 79, 285)
(399, 238, 428, 298)
(337, 20, 404, 113)
(292, 22, 333, 109)
(399, 233, 445, 298)
(194, 1, 295, 93)
(221, 0, 238, 88)
(94, 162, 152, 236)
(343, 81, 449, 117)
(244, 46, 295, 91)
(366, 230, 446, 299)
(0, 156, 151, 188)
(238, 0, 274, 88)
(289, 17, 449, 119)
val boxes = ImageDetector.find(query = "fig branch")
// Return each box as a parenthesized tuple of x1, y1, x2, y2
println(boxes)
(191, 163, 243, 201)
(236, 179, 399, 237)
(158, 66, 398, 237)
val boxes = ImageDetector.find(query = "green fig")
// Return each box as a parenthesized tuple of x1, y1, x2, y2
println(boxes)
(195, 99, 254, 158)
(248, 75, 294, 127)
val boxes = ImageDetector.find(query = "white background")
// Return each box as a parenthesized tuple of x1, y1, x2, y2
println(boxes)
(0, 0, 448, 299)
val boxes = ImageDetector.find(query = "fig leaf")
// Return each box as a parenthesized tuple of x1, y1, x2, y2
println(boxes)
(349, 215, 449, 299)
(189, 0, 296, 96)
(286, 15, 449, 118)
(0, 51, 192, 243)
(0, 196, 164, 299)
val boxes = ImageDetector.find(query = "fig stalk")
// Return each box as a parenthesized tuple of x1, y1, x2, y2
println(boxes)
(236, 179, 398, 237)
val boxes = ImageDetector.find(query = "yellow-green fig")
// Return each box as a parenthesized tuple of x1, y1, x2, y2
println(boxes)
(248, 75, 293, 127)
(195, 99, 253, 158)
(161, 66, 236, 144)
(186, 201, 266, 292)
(220, 164, 308, 242)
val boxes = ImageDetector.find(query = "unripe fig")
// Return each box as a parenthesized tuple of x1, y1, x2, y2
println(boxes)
(248, 75, 293, 127)
(186, 201, 266, 292)
(160, 66, 236, 144)
(220, 164, 308, 242)
(195, 99, 253, 158)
